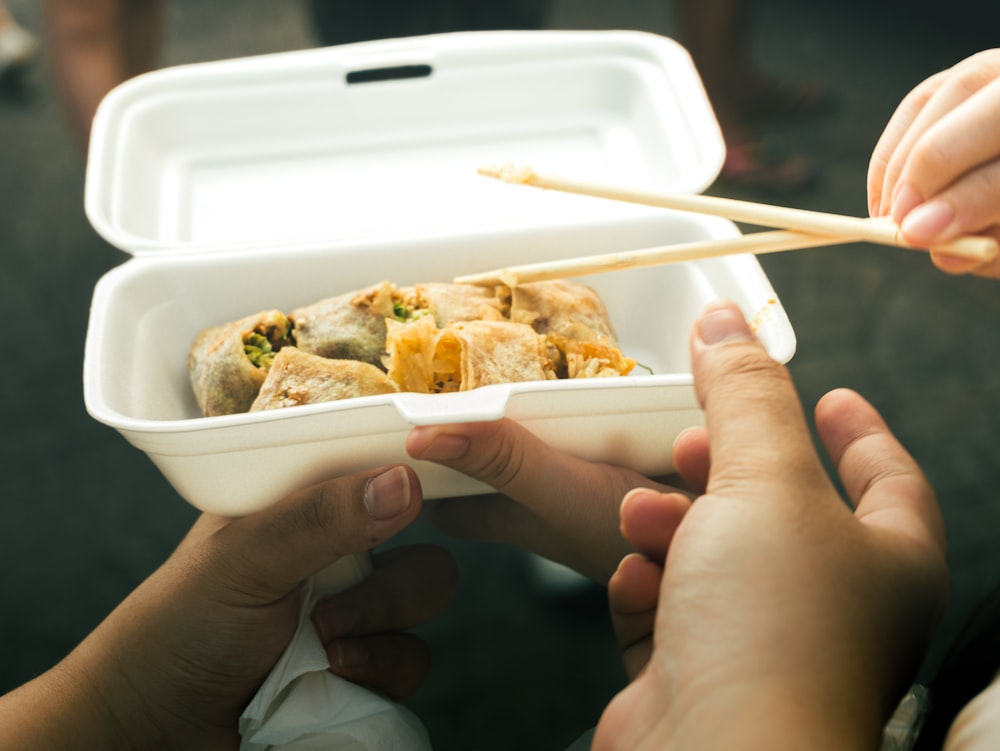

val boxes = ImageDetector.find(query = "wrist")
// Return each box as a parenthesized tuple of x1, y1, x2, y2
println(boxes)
(664, 677, 885, 751)
(0, 658, 136, 751)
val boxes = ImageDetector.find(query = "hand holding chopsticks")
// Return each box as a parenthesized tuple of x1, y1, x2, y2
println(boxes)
(455, 164, 999, 286)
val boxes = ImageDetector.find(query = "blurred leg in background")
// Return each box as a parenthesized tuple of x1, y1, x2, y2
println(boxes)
(0, 1, 38, 79)
(43, 0, 164, 149)
(675, 0, 828, 193)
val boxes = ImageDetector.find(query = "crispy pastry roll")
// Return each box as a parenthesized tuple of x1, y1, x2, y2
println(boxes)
(384, 317, 556, 394)
(249, 347, 398, 411)
(188, 309, 293, 416)
(510, 280, 633, 377)
(396, 282, 508, 326)
(446, 320, 557, 389)
(289, 280, 398, 368)
(509, 279, 618, 343)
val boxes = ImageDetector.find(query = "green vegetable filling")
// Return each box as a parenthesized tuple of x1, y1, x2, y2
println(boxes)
(243, 320, 293, 368)
(244, 333, 278, 368)
(392, 301, 432, 322)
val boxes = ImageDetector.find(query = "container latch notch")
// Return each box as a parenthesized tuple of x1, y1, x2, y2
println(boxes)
(345, 64, 433, 85)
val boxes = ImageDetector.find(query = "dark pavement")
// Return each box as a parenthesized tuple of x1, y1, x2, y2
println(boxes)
(3, 1, 1000, 749)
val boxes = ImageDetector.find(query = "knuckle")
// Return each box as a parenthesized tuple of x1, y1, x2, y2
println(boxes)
(464, 430, 527, 491)
(698, 347, 801, 424)
(300, 484, 342, 533)
(294, 479, 368, 550)
(969, 163, 1000, 218)
(951, 51, 1000, 89)
(940, 162, 1000, 234)
(704, 346, 791, 394)
(907, 133, 952, 181)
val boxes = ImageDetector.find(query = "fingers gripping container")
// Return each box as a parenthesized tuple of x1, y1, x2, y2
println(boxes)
(82, 30, 795, 517)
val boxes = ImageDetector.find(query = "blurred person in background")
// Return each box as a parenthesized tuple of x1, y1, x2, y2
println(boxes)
(305, 0, 826, 194)
(0, 1, 37, 78)
(40, 0, 546, 151)
(675, 0, 828, 193)
(38, 0, 826, 194)
(42, 0, 164, 148)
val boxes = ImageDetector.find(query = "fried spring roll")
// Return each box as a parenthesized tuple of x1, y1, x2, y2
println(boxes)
(397, 282, 508, 326)
(250, 347, 398, 411)
(290, 281, 398, 368)
(385, 317, 556, 394)
(188, 310, 292, 416)
(510, 279, 618, 343)
(510, 280, 632, 377)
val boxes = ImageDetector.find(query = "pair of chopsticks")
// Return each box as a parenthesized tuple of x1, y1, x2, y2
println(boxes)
(454, 164, 999, 286)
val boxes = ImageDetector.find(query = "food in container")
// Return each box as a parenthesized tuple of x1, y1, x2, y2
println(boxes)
(190, 278, 633, 415)
(250, 348, 400, 412)
(82, 30, 794, 516)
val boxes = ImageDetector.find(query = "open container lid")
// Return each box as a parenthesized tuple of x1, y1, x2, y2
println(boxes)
(84, 29, 726, 256)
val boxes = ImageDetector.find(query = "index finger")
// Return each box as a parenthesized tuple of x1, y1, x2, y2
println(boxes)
(867, 70, 945, 216)
(876, 50, 1000, 220)
(814, 388, 946, 553)
(690, 301, 831, 497)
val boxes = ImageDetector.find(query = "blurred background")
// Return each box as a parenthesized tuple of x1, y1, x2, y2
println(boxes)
(2, 1, 1000, 749)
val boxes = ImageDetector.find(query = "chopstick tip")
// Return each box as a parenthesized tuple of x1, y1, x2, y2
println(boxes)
(453, 268, 521, 287)
(477, 161, 537, 185)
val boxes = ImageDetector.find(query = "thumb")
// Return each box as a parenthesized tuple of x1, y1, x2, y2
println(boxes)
(691, 300, 830, 496)
(211, 465, 423, 598)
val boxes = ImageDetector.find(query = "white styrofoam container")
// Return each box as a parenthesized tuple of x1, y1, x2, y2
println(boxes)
(82, 30, 794, 516)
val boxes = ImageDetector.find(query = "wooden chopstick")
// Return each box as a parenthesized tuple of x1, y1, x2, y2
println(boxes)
(477, 163, 999, 262)
(454, 229, 849, 286)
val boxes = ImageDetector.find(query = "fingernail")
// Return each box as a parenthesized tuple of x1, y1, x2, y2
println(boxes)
(696, 301, 753, 346)
(313, 607, 360, 641)
(901, 199, 956, 244)
(890, 182, 924, 223)
(619, 487, 638, 513)
(364, 466, 411, 521)
(419, 432, 470, 461)
(333, 639, 370, 668)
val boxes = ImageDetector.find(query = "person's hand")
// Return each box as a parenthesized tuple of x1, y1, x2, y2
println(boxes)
(868, 49, 1000, 277)
(0, 464, 457, 750)
(593, 300, 949, 750)
(406, 419, 689, 584)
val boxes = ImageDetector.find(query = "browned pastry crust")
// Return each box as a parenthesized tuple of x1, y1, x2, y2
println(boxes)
(510, 280, 622, 376)
(250, 347, 398, 411)
(384, 317, 556, 394)
(188, 309, 291, 416)
(511, 279, 618, 342)
(398, 282, 508, 326)
(290, 281, 398, 367)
